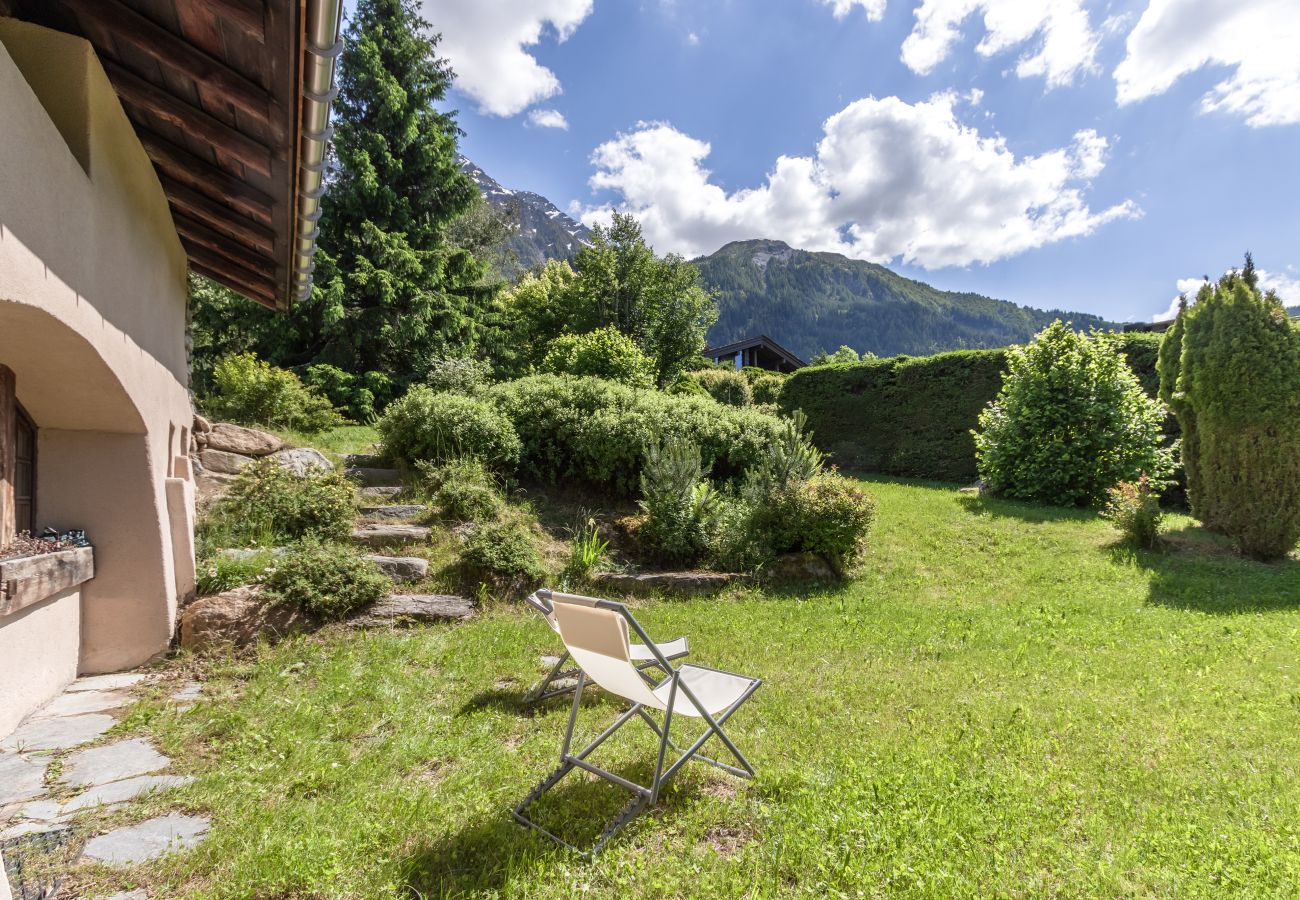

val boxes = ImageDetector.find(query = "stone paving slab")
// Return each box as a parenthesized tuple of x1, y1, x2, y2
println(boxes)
(67, 674, 147, 693)
(102, 892, 148, 900)
(0, 754, 48, 807)
(171, 683, 203, 702)
(30, 690, 130, 719)
(0, 820, 72, 841)
(59, 739, 169, 789)
(0, 714, 115, 752)
(23, 775, 192, 820)
(80, 814, 209, 865)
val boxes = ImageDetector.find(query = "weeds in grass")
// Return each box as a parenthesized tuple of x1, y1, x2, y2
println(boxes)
(562, 516, 609, 586)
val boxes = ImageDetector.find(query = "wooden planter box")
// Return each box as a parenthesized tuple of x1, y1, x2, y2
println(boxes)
(0, 545, 94, 618)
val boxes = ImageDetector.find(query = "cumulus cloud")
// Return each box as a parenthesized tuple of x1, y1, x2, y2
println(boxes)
(527, 108, 570, 129)
(422, 0, 593, 117)
(820, 0, 887, 21)
(579, 93, 1138, 268)
(901, 0, 1100, 88)
(1115, 0, 1300, 127)
(1154, 268, 1300, 321)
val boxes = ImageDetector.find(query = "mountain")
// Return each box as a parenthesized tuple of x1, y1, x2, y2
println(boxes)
(458, 156, 590, 278)
(695, 239, 1118, 361)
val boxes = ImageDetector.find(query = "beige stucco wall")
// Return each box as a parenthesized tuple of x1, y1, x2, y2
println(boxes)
(0, 20, 195, 735)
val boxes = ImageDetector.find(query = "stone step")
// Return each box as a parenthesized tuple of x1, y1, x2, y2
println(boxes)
(345, 466, 402, 487)
(343, 453, 384, 468)
(358, 504, 429, 521)
(351, 523, 431, 549)
(361, 555, 430, 583)
(359, 486, 403, 500)
(348, 594, 475, 627)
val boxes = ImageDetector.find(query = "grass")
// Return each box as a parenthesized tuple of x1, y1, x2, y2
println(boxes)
(274, 424, 383, 461)
(70, 477, 1300, 897)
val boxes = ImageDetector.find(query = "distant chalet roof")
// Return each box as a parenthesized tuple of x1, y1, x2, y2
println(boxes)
(704, 334, 806, 369)
(9, 0, 344, 311)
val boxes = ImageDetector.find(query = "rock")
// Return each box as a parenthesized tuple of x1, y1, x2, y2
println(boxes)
(273, 447, 332, 476)
(179, 586, 311, 652)
(30, 689, 129, 718)
(59, 738, 169, 788)
(358, 504, 429, 521)
(0, 714, 115, 751)
(171, 683, 203, 702)
(590, 571, 746, 597)
(351, 523, 431, 549)
(361, 555, 429, 582)
(345, 466, 402, 487)
(67, 673, 146, 692)
(194, 431, 208, 448)
(193, 414, 212, 433)
(0, 753, 47, 806)
(348, 594, 475, 627)
(359, 486, 403, 500)
(215, 547, 283, 561)
(205, 423, 282, 457)
(0, 820, 73, 841)
(766, 551, 839, 582)
(195, 470, 237, 499)
(198, 448, 255, 475)
(34, 774, 191, 816)
(80, 813, 210, 866)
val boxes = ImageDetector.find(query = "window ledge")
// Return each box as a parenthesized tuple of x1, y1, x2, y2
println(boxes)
(0, 546, 94, 618)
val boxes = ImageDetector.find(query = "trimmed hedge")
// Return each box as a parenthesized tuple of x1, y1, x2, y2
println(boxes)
(780, 334, 1165, 484)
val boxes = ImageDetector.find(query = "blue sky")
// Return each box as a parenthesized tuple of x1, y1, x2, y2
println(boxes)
(396, 0, 1300, 322)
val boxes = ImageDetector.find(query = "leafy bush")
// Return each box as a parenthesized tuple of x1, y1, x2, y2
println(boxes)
(687, 368, 753, 407)
(1102, 476, 1162, 549)
(782, 336, 1167, 483)
(539, 327, 655, 388)
(196, 551, 274, 596)
(205, 353, 346, 432)
(973, 322, 1173, 507)
(768, 474, 876, 575)
(743, 368, 788, 405)
(426, 354, 494, 395)
(460, 519, 547, 589)
(487, 375, 786, 495)
(637, 438, 720, 564)
(202, 458, 357, 549)
(260, 543, 390, 620)
(378, 386, 521, 467)
(416, 457, 505, 523)
(1163, 262, 1300, 559)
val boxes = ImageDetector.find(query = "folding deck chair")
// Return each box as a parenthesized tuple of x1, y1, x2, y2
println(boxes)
(514, 593, 762, 856)
(523, 589, 690, 702)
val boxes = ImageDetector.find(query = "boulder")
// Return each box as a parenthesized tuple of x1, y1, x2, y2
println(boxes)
(273, 447, 332, 476)
(591, 571, 746, 597)
(766, 551, 838, 582)
(358, 504, 429, 521)
(179, 586, 310, 652)
(351, 523, 431, 548)
(206, 423, 282, 457)
(348, 594, 474, 627)
(345, 466, 402, 487)
(193, 413, 212, 433)
(195, 470, 237, 501)
(361, 555, 430, 582)
(199, 448, 254, 475)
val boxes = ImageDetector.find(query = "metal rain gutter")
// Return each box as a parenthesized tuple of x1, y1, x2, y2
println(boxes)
(292, 0, 344, 305)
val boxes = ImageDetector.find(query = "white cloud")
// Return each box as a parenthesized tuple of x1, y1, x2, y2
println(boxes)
(527, 108, 570, 129)
(1155, 268, 1300, 320)
(820, 0, 887, 21)
(686, 31, 700, 45)
(422, 0, 593, 117)
(901, 0, 1100, 88)
(1115, 0, 1300, 127)
(579, 93, 1138, 268)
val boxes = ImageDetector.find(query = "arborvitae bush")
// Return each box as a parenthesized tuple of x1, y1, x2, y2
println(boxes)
(1165, 264, 1300, 559)
(973, 322, 1173, 507)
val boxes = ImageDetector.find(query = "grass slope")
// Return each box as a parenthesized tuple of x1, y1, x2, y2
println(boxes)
(84, 478, 1299, 897)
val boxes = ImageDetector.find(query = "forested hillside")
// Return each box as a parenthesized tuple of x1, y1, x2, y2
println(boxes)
(696, 239, 1117, 359)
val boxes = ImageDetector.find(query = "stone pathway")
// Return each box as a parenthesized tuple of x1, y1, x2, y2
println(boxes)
(0, 672, 211, 899)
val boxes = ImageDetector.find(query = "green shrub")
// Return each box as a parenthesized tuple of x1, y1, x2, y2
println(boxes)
(205, 353, 346, 432)
(1102, 476, 1163, 549)
(687, 368, 753, 407)
(486, 375, 787, 494)
(426, 354, 493, 395)
(782, 336, 1167, 484)
(1165, 264, 1300, 559)
(539, 327, 655, 388)
(973, 322, 1173, 507)
(416, 457, 505, 523)
(744, 369, 788, 405)
(768, 473, 876, 574)
(563, 518, 609, 584)
(742, 410, 825, 500)
(260, 543, 390, 620)
(202, 459, 357, 549)
(637, 438, 720, 564)
(303, 364, 384, 422)
(196, 551, 274, 596)
(461, 518, 546, 588)
(378, 386, 521, 467)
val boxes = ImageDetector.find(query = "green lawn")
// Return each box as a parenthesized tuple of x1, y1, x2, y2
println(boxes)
(84, 478, 1300, 897)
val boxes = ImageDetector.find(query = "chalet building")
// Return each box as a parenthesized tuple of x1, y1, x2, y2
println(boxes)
(704, 335, 806, 373)
(0, 0, 341, 738)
